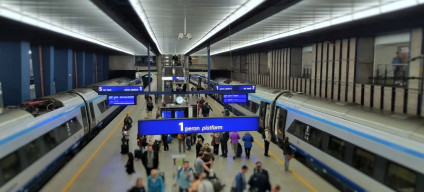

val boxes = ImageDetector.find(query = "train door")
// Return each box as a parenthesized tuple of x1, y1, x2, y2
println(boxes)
(259, 101, 267, 133)
(274, 107, 287, 145)
(80, 106, 89, 134)
(88, 102, 96, 128)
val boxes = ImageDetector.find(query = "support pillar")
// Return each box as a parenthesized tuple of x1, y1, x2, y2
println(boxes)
(76, 51, 85, 87)
(31, 45, 55, 97)
(103, 55, 109, 80)
(148, 44, 151, 91)
(207, 45, 211, 90)
(85, 52, 95, 85)
(0, 41, 30, 106)
(54, 48, 73, 92)
(97, 55, 104, 82)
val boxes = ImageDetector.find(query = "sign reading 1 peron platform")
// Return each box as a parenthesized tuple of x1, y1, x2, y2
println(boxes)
(138, 116, 259, 135)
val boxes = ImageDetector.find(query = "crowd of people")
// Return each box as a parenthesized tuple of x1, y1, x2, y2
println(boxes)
(121, 93, 294, 192)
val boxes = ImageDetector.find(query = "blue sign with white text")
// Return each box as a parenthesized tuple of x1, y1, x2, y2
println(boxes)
(98, 86, 143, 92)
(223, 94, 247, 103)
(108, 95, 136, 105)
(215, 85, 256, 92)
(138, 116, 259, 135)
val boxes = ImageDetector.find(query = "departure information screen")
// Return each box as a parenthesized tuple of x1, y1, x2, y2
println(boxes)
(223, 94, 247, 103)
(175, 110, 185, 118)
(162, 111, 172, 119)
(108, 95, 136, 105)
(138, 116, 259, 135)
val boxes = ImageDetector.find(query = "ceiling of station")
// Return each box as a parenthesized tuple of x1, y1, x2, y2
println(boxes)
(193, 0, 424, 55)
(132, 0, 263, 54)
(0, 0, 150, 55)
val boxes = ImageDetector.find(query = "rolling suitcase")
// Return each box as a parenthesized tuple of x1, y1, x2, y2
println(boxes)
(121, 144, 129, 154)
(237, 143, 242, 157)
(134, 149, 142, 159)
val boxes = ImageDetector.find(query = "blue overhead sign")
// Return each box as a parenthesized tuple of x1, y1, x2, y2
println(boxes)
(215, 85, 256, 92)
(98, 86, 143, 92)
(138, 116, 259, 135)
(223, 94, 247, 103)
(108, 95, 136, 105)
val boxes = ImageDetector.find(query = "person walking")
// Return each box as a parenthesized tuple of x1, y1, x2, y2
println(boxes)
(201, 102, 212, 117)
(242, 132, 253, 159)
(229, 132, 241, 160)
(196, 101, 201, 116)
(124, 113, 133, 130)
(125, 152, 135, 174)
(186, 134, 192, 151)
(264, 126, 271, 157)
(233, 165, 248, 192)
(161, 134, 169, 151)
(222, 107, 230, 117)
(148, 169, 164, 192)
(248, 171, 271, 192)
(128, 177, 146, 192)
(195, 138, 203, 157)
(283, 136, 293, 172)
(141, 145, 159, 176)
(174, 161, 194, 192)
(220, 132, 229, 158)
(211, 132, 220, 155)
(177, 134, 186, 153)
(146, 99, 154, 119)
(253, 161, 269, 180)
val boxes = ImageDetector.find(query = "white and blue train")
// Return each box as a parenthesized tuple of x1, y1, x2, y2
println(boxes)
(190, 75, 424, 192)
(0, 77, 151, 192)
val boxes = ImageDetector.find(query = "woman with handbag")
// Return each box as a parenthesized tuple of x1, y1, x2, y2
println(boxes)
(283, 136, 293, 172)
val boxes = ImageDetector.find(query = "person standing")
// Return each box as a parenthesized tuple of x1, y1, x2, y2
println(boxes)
(186, 134, 192, 151)
(283, 136, 293, 172)
(233, 165, 248, 192)
(220, 132, 229, 158)
(146, 99, 154, 119)
(148, 169, 164, 192)
(193, 152, 205, 178)
(253, 161, 269, 180)
(196, 101, 201, 116)
(141, 145, 159, 176)
(229, 131, 241, 160)
(124, 113, 133, 130)
(201, 102, 212, 117)
(248, 171, 271, 192)
(161, 134, 169, 151)
(242, 132, 253, 159)
(125, 152, 135, 174)
(264, 127, 271, 157)
(174, 161, 194, 192)
(177, 134, 186, 153)
(211, 132, 220, 155)
(128, 177, 146, 192)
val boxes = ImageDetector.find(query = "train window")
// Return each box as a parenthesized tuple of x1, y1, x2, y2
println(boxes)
(89, 102, 96, 126)
(250, 101, 259, 113)
(327, 136, 346, 160)
(55, 123, 70, 142)
(309, 128, 323, 149)
(22, 140, 42, 165)
(42, 130, 58, 150)
(97, 101, 106, 113)
(69, 117, 82, 135)
(287, 120, 306, 139)
(384, 162, 416, 192)
(80, 106, 89, 129)
(352, 147, 375, 177)
(0, 151, 22, 185)
(304, 125, 310, 140)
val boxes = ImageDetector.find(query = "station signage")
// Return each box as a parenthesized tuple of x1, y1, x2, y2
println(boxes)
(223, 94, 247, 103)
(162, 77, 188, 81)
(108, 95, 136, 105)
(98, 86, 143, 92)
(138, 116, 259, 135)
(215, 85, 256, 92)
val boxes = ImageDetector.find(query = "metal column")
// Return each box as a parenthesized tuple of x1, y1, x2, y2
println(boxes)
(0, 41, 31, 106)
(85, 52, 95, 85)
(148, 43, 151, 91)
(207, 45, 211, 90)
(31, 45, 55, 97)
(76, 51, 86, 87)
(54, 48, 73, 92)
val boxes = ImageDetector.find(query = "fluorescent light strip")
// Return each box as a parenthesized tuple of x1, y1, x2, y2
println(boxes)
(129, 0, 162, 54)
(0, 6, 135, 55)
(210, 0, 423, 55)
(184, 0, 264, 54)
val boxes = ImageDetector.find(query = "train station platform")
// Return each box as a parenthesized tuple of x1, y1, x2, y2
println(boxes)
(42, 92, 337, 192)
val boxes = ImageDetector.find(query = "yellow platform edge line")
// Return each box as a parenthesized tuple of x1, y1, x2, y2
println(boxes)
(61, 105, 136, 192)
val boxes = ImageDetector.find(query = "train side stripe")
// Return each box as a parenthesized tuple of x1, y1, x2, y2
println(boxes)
(248, 94, 424, 160)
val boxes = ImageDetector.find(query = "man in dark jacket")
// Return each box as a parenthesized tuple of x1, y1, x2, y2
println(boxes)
(248, 171, 271, 192)
(253, 161, 269, 181)
(220, 132, 229, 157)
(201, 102, 212, 117)
(141, 145, 159, 176)
(124, 113, 133, 129)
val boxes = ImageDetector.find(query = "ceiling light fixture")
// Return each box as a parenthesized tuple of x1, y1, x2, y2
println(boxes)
(184, 0, 264, 54)
(178, 17, 192, 40)
(129, 0, 162, 54)
(210, 0, 423, 55)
